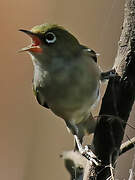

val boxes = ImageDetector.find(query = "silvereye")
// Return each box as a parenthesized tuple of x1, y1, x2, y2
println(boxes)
(19, 23, 102, 148)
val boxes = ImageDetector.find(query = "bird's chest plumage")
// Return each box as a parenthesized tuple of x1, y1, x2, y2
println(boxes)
(33, 57, 100, 122)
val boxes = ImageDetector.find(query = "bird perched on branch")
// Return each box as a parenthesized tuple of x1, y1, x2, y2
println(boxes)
(19, 23, 111, 150)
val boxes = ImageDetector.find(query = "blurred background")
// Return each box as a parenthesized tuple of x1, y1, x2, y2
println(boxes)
(1, 0, 135, 179)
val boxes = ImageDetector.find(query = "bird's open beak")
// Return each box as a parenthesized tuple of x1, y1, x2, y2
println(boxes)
(19, 29, 43, 53)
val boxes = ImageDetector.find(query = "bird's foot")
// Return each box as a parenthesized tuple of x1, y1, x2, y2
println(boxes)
(82, 145, 101, 166)
(74, 135, 101, 166)
(100, 69, 117, 81)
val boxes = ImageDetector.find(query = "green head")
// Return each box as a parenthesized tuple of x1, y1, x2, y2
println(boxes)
(19, 23, 81, 60)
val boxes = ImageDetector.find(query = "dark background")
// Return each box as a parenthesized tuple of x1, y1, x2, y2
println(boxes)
(1, 0, 135, 179)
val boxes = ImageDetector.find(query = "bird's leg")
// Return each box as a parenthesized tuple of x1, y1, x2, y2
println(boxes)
(74, 135, 101, 166)
(74, 135, 83, 153)
(100, 69, 117, 81)
(74, 136, 83, 151)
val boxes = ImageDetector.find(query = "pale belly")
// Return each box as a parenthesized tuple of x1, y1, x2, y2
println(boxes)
(33, 57, 100, 124)
(35, 69, 100, 124)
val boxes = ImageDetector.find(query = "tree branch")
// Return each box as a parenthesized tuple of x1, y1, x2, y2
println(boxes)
(89, 0, 135, 178)
(119, 136, 135, 156)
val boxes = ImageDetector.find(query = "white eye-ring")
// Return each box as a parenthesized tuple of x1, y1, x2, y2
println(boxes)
(45, 32, 56, 44)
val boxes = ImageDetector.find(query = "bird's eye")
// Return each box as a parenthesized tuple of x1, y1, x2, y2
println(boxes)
(45, 32, 56, 44)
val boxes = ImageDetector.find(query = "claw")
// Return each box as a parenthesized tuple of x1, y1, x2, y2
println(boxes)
(74, 135, 101, 166)
(100, 69, 117, 81)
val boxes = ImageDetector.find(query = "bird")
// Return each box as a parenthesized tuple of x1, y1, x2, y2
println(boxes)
(19, 23, 102, 150)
